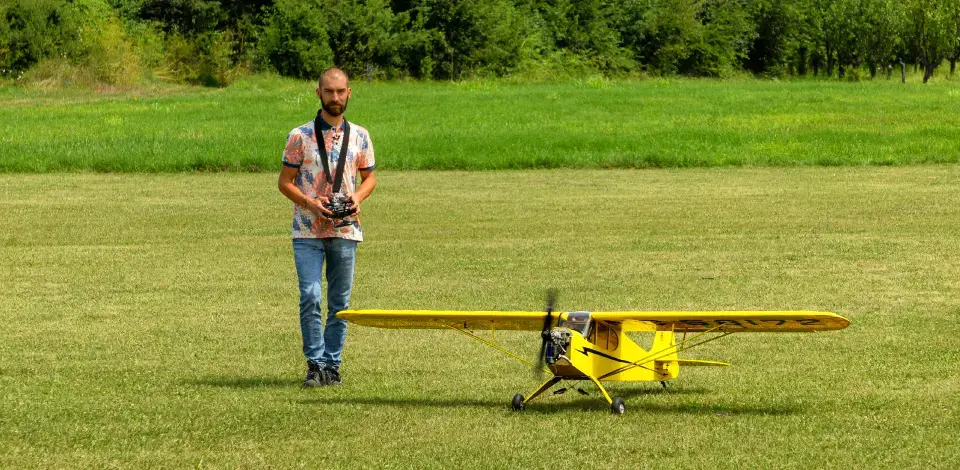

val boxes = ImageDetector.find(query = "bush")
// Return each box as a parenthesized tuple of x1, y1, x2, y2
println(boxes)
(259, 0, 333, 80)
(156, 31, 240, 87)
(0, 0, 147, 86)
(83, 16, 142, 86)
(0, 0, 80, 76)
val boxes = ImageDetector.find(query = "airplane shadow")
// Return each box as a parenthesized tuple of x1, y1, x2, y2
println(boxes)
(297, 386, 802, 416)
(186, 376, 803, 416)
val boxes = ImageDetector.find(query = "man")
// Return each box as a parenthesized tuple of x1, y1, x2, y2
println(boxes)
(278, 67, 376, 387)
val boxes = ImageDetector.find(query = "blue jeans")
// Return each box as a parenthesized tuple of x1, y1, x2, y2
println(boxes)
(293, 237, 357, 370)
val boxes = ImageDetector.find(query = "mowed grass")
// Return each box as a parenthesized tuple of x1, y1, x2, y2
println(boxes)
(2, 76, 960, 172)
(1, 167, 959, 468)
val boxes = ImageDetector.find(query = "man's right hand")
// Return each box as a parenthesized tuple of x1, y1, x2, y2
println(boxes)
(306, 196, 333, 219)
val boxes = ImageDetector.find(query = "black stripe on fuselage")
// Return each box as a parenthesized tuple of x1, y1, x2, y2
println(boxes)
(577, 347, 634, 364)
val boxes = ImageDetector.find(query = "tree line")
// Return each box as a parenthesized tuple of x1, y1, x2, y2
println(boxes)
(2, 0, 959, 87)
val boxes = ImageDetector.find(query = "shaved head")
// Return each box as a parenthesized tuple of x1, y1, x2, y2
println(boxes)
(319, 67, 349, 88)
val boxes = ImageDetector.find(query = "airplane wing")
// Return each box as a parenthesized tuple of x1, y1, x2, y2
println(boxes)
(590, 311, 849, 332)
(338, 309, 548, 330)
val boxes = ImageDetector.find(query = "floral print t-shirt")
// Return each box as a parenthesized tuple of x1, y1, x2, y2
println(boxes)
(282, 117, 375, 241)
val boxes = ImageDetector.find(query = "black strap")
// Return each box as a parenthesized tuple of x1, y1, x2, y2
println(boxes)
(314, 113, 351, 194)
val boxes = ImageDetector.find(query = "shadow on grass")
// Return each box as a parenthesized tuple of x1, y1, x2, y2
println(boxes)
(297, 386, 801, 415)
(188, 376, 297, 388)
(297, 394, 802, 415)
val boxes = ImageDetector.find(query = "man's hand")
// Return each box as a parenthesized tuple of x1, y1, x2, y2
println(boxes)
(348, 193, 362, 215)
(306, 196, 333, 219)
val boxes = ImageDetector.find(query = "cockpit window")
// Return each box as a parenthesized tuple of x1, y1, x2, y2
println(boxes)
(560, 311, 592, 336)
(589, 321, 620, 351)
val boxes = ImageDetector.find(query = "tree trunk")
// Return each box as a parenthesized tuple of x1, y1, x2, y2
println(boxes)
(923, 63, 935, 83)
(869, 63, 877, 78)
(797, 48, 808, 76)
(900, 61, 906, 84)
(827, 58, 835, 78)
(886, 64, 892, 80)
(838, 64, 846, 79)
(951, 59, 957, 76)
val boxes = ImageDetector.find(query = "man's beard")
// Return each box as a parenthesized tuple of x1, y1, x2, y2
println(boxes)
(321, 97, 349, 117)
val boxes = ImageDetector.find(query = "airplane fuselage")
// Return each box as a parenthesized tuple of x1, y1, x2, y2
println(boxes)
(548, 316, 679, 383)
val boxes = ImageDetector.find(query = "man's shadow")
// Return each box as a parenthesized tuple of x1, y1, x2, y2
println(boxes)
(188, 376, 296, 389)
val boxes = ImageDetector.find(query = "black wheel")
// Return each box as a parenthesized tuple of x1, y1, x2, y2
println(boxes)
(611, 397, 626, 415)
(660, 380, 668, 389)
(512, 393, 526, 411)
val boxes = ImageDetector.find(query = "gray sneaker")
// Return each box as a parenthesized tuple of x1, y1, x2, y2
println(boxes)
(302, 363, 325, 388)
(323, 367, 342, 386)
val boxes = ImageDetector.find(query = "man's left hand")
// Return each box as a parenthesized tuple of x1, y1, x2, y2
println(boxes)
(348, 194, 362, 215)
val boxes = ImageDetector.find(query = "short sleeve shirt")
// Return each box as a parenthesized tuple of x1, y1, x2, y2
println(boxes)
(282, 118, 375, 241)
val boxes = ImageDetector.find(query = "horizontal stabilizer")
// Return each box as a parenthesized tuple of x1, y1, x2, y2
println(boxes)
(675, 359, 730, 367)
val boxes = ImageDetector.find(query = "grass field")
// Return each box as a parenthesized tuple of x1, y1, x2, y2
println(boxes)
(1, 167, 958, 468)
(2, 76, 960, 172)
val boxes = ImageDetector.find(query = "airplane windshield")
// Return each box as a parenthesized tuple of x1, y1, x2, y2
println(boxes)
(560, 311, 592, 336)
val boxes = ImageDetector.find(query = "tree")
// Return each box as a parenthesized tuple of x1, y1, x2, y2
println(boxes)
(259, 0, 333, 79)
(824, 0, 866, 79)
(633, 0, 702, 75)
(861, 0, 903, 78)
(410, 0, 540, 79)
(745, 0, 801, 76)
(135, 0, 225, 35)
(905, 0, 957, 83)
(0, 0, 78, 75)
(948, 0, 960, 75)
(537, 0, 633, 74)
(696, 0, 756, 76)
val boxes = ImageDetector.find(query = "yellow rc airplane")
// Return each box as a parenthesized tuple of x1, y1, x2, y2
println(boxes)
(339, 291, 850, 414)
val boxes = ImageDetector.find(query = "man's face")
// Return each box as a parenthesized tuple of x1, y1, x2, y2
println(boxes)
(317, 73, 351, 117)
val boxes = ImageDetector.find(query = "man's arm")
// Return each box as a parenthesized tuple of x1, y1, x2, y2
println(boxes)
(278, 166, 331, 218)
(349, 169, 376, 212)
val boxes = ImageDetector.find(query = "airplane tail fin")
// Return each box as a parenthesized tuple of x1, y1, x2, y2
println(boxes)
(651, 331, 730, 379)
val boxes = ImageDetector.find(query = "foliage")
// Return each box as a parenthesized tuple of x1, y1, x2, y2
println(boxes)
(3, 0, 960, 85)
(0, 0, 83, 76)
(903, 0, 959, 82)
(259, 0, 333, 80)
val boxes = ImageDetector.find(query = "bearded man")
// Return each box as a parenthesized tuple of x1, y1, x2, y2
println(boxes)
(278, 67, 377, 387)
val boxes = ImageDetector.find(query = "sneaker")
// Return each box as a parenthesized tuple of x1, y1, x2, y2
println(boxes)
(323, 367, 342, 386)
(302, 363, 325, 388)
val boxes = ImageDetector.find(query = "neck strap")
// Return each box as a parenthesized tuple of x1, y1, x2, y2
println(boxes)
(314, 112, 351, 194)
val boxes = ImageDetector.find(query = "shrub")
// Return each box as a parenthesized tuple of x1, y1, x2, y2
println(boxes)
(83, 15, 142, 86)
(259, 0, 333, 80)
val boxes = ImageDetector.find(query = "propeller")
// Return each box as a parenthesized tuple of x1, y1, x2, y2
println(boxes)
(534, 288, 558, 378)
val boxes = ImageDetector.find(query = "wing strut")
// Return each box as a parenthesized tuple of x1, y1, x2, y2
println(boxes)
(599, 326, 734, 380)
(439, 321, 552, 375)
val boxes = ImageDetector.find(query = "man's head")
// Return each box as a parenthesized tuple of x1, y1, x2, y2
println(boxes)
(317, 67, 351, 117)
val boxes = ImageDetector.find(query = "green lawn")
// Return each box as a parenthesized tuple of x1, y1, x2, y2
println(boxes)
(1, 167, 958, 467)
(2, 76, 959, 172)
